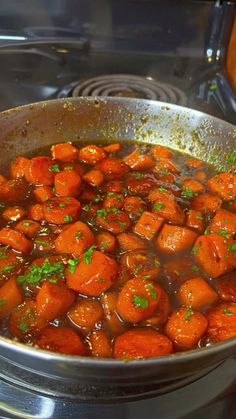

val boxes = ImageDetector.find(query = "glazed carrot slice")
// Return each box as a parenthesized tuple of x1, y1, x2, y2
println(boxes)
(144, 288, 171, 327)
(119, 250, 161, 282)
(206, 303, 236, 343)
(181, 178, 205, 194)
(117, 233, 147, 252)
(10, 156, 30, 179)
(134, 211, 164, 240)
(43, 197, 81, 224)
(25, 157, 55, 185)
(2, 206, 26, 222)
(36, 282, 75, 321)
(54, 170, 81, 197)
(83, 169, 104, 187)
(164, 256, 201, 287)
(208, 172, 236, 201)
(0, 228, 33, 254)
(165, 307, 208, 350)
(185, 158, 203, 169)
(215, 275, 236, 302)
(103, 192, 124, 210)
(114, 328, 173, 359)
(55, 221, 95, 256)
(0, 277, 24, 319)
(185, 209, 205, 233)
(149, 188, 185, 225)
(97, 157, 129, 180)
(150, 145, 173, 160)
(103, 143, 121, 153)
(209, 208, 236, 235)
(193, 233, 236, 278)
(156, 224, 198, 254)
(126, 174, 156, 195)
(68, 299, 103, 330)
(66, 249, 118, 296)
(34, 186, 54, 203)
(51, 143, 79, 162)
(123, 150, 154, 170)
(123, 196, 147, 220)
(0, 179, 29, 203)
(0, 247, 24, 279)
(154, 158, 180, 174)
(116, 278, 161, 323)
(79, 144, 106, 164)
(106, 180, 123, 194)
(61, 162, 84, 176)
(15, 219, 41, 238)
(96, 231, 116, 253)
(177, 277, 218, 310)
(195, 171, 207, 182)
(36, 326, 88, 355)
(29, 204, 44, 221)
(89, 330, 112, 358)
(191, 193, 222, 212)
(96, 208, 131, 235)
(8, 301, 48, 340)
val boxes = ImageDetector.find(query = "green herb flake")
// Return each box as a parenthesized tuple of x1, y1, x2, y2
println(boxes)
(0, 246, 9, 259)
(93, 195, 102, 203)
(154, 203, 165, 212)
(19, 322, 29, 333)
(101, 241, 109, 249)
(135, 172, 144, 179)
(154, 260, 161, 268)
(196, 215, 204, 220)
(218, 229, 231, 239)
(83, 205, 90, 212)
(134, 264, 143, 277)
(193, 246, 199, 255)
(119, 221, 127, 229)
(191, 265, 200, 273)
(182, 187, 198, 199)
(111, 208, 121, 214)
(64, 166, 73, 171)
(185, 307, 194, 322)
(97, 278, 105, 283)
(209, 84, 218, 92)
(75, 230, 84, 239)
(0, 299, 7, 307)
(2, 265, 14, 273)
(227, 151, 236, 164)
(133, 295, 149, 309)
(83, 245, 97, 264)
(22, 221, 33, 227)
(35, 239, 49, 247)
(64, 215, 73, 223)
(223, 308, 234, 316)
(107, 192, 122, 201)
(50, 164, 60, 173)
(228, 244, 236, 257)
(67, 258, 80, 274)
(59, 203, 66, 208)
(146, 283, 158, 300)
(158, 187, 168, 193)
(204, 227, 210, 235)
(96, 209, 109, 219)
(17, 258, 65, 286)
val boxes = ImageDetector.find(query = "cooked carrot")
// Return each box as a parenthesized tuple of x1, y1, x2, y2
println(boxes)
(8, 301, 48, 340)
(54, 170, 81, 197)
(0, 228, 33, 254)
(36, 282, 75, 321)
(123, 196, 147, 219)
(34, 186, 54, 203)
(89, 330, 112, 358)
(68, 298, 103, 330)
(51, 142, 79, 162)
(103, 142, 121, 153)
(100, 291, 118, 318)
(96, 231, 116, 253)
(117, 233, 147, 252)
(177, 277, 218, 310)
(126, 174, 156, 195)
(206, 303, 236, 343)
(191, 193, 222, 212)
(164, 256, 201, 287)
(134, 211, 164, 240)
(209, 208, 236, 235)
(123, 150, 154, 170)
(150, 145, 173, 160)
(55, 221, 95, 256)
(154, 158, 180, 174)
(144, 288, 171, 327)
(156, 224, 197, 254)
(0, 179, 29, 203)
(36, 326, 88, 355)
(25, 156, 55, 185)
(10, 156, 30, 179)
(181, 178, 205, 194)
(149, 189, 185, 225)
(193, 233, 236, 278)
(185, 209, 205, 233)
(117, 278, 161, 323)
(2, 206, 26, 222)
(15, 219, 41, 238)
(114, 328, 173, 359)
(119, 250, 161, 282)
(195, 171, 207, 182)
(215, 275, 236, 302)
(165, 307, 208, 350)
(0, 277, 24, 319)
(79, 144, 106, 164)
(34, 234, 56, 253)
(0, 174, 6, 184)
(43, 197, 81, 224)
(66, 250, 118, 296)
(208, 172, 236, 201)
(83, 169, 104, 187)
(29, 204, 44, 221)
(96, 208, 131, 235)
(103, 192, 124, 210)
(0, 247, 24, 278)
(185, 158, 203, 169)
(97, 157, 129, 180)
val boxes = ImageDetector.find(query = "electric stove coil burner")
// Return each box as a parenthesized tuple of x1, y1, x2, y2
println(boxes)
(66, 74, 187, 105)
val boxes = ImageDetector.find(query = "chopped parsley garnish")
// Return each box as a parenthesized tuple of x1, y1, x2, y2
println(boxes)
(158, 187, 167, 193)
(35, 239, 49, 247)
(204, 227, 210, 235)
(2, 265, 14, 273)
(146, 283, 158, 300)
(0, 246, 9, 259)
(83, 245, 97, 264)
(59, 203, 66, 208)
(64, 215, 73, 222)
(227, 151, 236, 165)
(134, 264, 143, 276)
(111, 208, 121, 214)
(67, 258, 80, 274)
(192, 265, 200, 273)
(83, 205, 90, 212)
(119, 221, 127, 229)
(101, 241, 109, 249)
(218, 230, 231, 239)
(181, 187, 198, 199)
(22, 221, 33, 227)
(228, 244, 236, 257)
(223, 308, 234, 316)
(64, 166, 73, 171)
(154, 203, 165, 212)
(107, 192, 122, 201)
(0, 299, 7, 307)
(0, 203, 6, 210)
(209, 84, 217, 92)
(193, 246, 199, 255)
(50, 164, 60, 173)
(96, 209, 109, 219)
(154, 260, 161, 268)
(133, 295, 149, 309)
(97, 278, 105, 283)
(93, 195, 102, 203)
(17, 258, 65, 286)
(135, 172, 144, 179)
(143, 275, 151, 280)
(19, 322, 29, 334)
(196, 215, 204, 220)
(75, 230, 84, 239)
(185, 307, 194, 322)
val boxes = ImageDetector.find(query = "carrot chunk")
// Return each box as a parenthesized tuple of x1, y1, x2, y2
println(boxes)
(103, 143, 121, 153)
(83, 169, 104, 187)
(97, 157, 129, 180)
(150, 145, 173, 159)
(96, 208, 131, 235)
(0, 228, 33, 254)
(29, 204, 44, 221)
(89, 330, 112, 358)
(206, 303, 236, 343)
(123, 150, 154, 170)
(36, 326, 88, 355)
(156, 224, 197, 254)
(51, 143, 79, 162)
(0, 179, 29, 203)
(10, 156, 30, 179)
(36, 282, 75, 321)
(181, 178, 205, 194)
(119, 250, 161, 282)
(114, 328, 173, 359)
(2, 206, 26, 222)
(79, 144, 106, 164)
(177, 277, 218, 310)
(0, 277, 24, 319)
(96, 231, 116, 253)
(123, 196, 147, 219)
(149, 188, 185, 225)
(15, 219, 41, 238)
(25, 156, 55, 185)
(68, 299, 103, 330)
(165, 307, 208, 350)
(0, 247, 24, 280)
(103, 192, 124, 210)
(106, 180, 124, 194)
(185, 158, 203, 169)
(34, 186, 54, 203)
(144, 288, 171, 327)
(126, 174, 156, 195)
(8, 301, 48, 340)
(164, 256, 201, 287)
(54, 170, 81, 197)
(134, 211, 164, 240)
(117, 233, 147, 252)
(215, 275, 236, 302)
(209, 208, 236, 235)
(154, 158, 180, 174)
(191, 193, 222, 212)
(208, 172, 236, 201)
(185, 209, 205, 233)
(55, 221, 95, 256)
(117, 278, 162, 323)
(66, 249, 118, 296)
(43, 197, 81, 224)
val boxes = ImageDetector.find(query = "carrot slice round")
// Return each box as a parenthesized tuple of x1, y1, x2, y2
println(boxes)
(43, 197, 81, 224)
